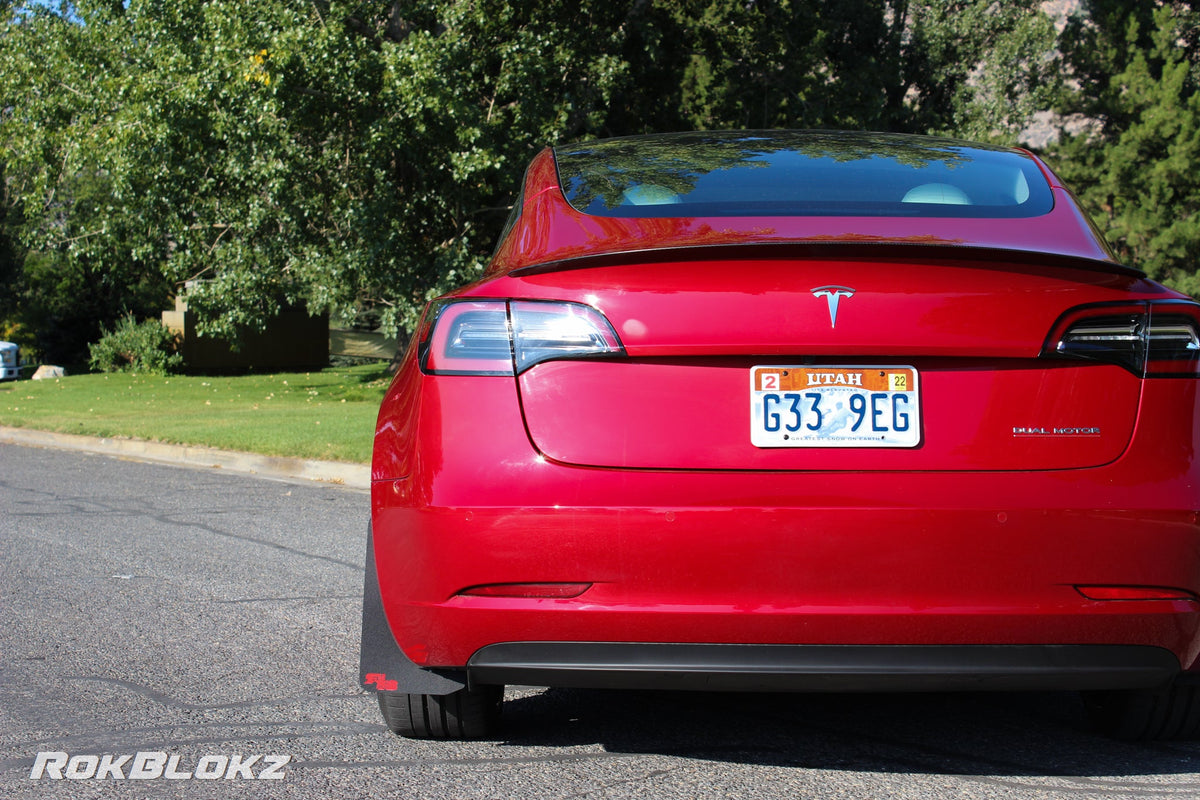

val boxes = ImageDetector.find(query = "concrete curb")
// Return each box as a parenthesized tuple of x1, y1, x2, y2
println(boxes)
(0, 426, 370, 490)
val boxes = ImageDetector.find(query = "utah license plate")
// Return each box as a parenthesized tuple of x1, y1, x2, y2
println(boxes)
(750, 366, 920, 448)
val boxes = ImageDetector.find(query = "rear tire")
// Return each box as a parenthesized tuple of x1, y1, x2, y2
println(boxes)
(377, 685, 503, 739)
(1083, 682, 1200, 740)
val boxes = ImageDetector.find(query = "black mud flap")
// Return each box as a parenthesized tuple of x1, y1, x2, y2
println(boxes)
(359, 522, 466, 696)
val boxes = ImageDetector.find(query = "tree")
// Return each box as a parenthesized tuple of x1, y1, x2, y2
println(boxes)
(1046, 1, 1200, 293)
(611, 1, 1058, 139)
(1, 0, 638, 343)
(0, 0, 1062, 354)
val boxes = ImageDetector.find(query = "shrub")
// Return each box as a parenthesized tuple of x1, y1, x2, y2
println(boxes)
(88, 316, 183, 374)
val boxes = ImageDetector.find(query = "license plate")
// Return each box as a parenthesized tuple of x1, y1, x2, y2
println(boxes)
(750, 366, 920, 448)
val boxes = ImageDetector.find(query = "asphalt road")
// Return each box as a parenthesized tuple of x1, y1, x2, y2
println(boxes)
(2, 443, 1200, 799)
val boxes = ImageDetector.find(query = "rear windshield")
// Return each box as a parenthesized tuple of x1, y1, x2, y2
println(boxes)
(555, 131, 1054, 219)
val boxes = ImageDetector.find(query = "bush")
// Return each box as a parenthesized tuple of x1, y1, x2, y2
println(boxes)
(88, 316, 183, 375)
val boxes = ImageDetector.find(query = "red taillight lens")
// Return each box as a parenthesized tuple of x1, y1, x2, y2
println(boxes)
(458, 582, 592, 598)
(1044, 301, 1200, 377)
(420, 299, 624, 375)
(422, 300, 513, 375)
(1146, 304, 1200, 375)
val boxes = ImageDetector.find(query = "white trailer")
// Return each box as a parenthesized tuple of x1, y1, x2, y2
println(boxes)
(0, 341, 18, 380)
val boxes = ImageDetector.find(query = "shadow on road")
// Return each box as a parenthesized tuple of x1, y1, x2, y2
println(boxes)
(493, 688, 1200, 777)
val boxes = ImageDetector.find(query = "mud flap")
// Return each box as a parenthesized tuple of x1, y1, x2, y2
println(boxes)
(359, 522, 466, 696)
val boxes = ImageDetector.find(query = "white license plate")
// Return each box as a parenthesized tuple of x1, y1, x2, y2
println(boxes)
(750, 365, 920, 448)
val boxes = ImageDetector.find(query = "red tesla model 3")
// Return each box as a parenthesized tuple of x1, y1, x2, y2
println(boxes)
(360, 130, 1200, 740)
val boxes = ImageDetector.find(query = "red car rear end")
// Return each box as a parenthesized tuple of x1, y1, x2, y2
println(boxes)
(361, 131, 1200, 740)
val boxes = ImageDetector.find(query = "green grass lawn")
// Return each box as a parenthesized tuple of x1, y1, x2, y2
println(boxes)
(0, 364, 391, 463)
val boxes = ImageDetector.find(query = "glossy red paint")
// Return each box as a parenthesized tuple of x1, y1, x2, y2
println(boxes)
(371, 364, 1200, 670)
(517, 358, 1139, 470)
(366, 132, 1200, 719)
(475, 256, 1165, 358)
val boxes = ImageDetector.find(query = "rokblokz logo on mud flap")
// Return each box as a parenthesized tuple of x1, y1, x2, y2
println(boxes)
(30, 751, 290, 780)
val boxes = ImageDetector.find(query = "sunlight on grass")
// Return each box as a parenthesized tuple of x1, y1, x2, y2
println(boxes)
(0, 364, 392, 463)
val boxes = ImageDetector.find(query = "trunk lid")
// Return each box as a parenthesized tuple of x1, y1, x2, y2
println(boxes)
(490, 253, 1152, 471)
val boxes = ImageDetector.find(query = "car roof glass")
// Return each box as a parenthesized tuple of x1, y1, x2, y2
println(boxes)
(554, 131, 1054, 219)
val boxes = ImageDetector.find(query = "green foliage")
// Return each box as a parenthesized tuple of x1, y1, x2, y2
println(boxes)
(0, 0, 1063, 347)
(88, 315, 183, 375)
(8, 189, 172, 368)
(0, 164, 31, 351)
(0, 0, 642, 339)
(623, 0, 1058, 138)
(1046, 1, 1200, 292)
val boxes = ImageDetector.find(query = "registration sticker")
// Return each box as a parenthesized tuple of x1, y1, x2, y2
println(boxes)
(751, 366, 921, 448)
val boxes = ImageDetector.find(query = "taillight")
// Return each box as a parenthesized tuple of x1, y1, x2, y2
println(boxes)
(420, 299, 624, 375)
(422, 301, 513, 375)
(1146, 305, 1200, 375)
(509, 301, 624, 372)
(458, 582, 592, 598)
(1044, 301, 1200, 377)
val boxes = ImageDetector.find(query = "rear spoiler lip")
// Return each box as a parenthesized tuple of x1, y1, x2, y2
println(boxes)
(504, 241, 1146, 280)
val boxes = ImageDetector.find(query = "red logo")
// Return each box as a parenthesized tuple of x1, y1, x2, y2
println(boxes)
(364, 673, 398, 691)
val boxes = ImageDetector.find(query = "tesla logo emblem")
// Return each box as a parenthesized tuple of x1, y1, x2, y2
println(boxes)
(811, 285, 855, 328)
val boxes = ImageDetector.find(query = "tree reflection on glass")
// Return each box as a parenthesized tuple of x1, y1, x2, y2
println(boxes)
(556, 131, 999, 218)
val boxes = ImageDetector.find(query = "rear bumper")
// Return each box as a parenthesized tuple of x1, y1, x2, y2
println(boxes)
(371, 484, 1200, 674)
(468, 642, 1182, 693)
(367, 371, 1200, 690)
